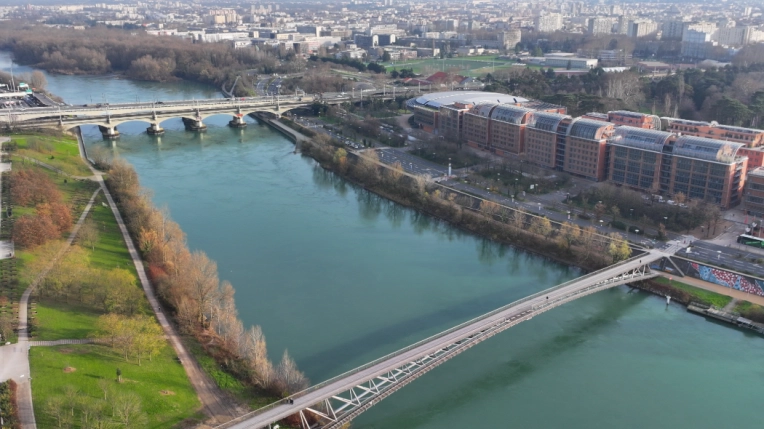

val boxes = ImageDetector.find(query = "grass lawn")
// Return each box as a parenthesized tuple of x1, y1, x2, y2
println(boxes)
(87, 193, 138, 276)
(30, 344, 202, 428)
(33, 300, 103, 341)
(9, 133, 91, 177)
(733, 300, 764, 323)
(653, 277, 733, 308)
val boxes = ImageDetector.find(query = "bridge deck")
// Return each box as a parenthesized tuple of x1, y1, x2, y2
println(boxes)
(225, 251, 665, 429)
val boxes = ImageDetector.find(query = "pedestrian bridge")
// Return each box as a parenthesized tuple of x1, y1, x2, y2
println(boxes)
(1, 94, 340, 137)
(218, 250, 666, 429)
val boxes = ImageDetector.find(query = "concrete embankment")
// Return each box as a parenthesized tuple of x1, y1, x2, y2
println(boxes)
(249, 112, 310, 145)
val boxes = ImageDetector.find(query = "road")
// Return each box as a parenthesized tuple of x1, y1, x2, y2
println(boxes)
(676, 240, 764, 277)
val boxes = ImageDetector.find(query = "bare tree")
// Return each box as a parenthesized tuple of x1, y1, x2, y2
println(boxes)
(114, 392, 147, 429)
(78, 219, 100, 251)
(185, 251, 220, 327)
(275, 350, 309, 395)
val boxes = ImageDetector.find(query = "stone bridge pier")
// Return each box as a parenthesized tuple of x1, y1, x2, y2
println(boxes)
(182, 117, 207, 132)
(147, 122, 165, 135)
(98, 125, 119, 139)
(228, 113, 247, 128)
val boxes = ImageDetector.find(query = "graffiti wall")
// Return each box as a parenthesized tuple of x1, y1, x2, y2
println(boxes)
(671, 258, 764, 297)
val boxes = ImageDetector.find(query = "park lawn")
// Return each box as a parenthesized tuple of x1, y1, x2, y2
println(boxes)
(653, 277, 733, 308)
(733, 300, 764, 322)
(33, 300, 103, 341)
(30, 344, 202, 428)
(9, 133, 91, 176)
(87, 193, 138, 277)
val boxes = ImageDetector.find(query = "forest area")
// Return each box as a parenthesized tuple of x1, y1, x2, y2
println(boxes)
(0, 22, 300, 96)
(484, 61, 764, 127)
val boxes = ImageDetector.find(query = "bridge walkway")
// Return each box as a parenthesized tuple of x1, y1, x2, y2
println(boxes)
(220, 250, 666, 429)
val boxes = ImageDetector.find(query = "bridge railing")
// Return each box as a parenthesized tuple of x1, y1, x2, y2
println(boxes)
(216, 253, 653, 428)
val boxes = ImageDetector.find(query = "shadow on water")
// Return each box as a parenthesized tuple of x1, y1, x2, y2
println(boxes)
(300, 278, 564, 378)
(311, 166, 349, 197)
(365, 289, 650, 427)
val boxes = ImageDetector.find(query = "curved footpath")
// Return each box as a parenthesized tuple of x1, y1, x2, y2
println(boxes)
(0, 186, 101, 429)
(76, 133, 240, 424)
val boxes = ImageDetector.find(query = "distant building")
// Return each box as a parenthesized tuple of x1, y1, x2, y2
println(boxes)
(544, 56, 598, 69)
(588, 17, 614, 35)
(535, 13, 563, 33)
(627, 19, 658, 38)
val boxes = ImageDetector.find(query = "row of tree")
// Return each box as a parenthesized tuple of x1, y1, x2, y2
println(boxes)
(105, 159, 309, 397)
(0, 23, 296, 95)
(27, 242, 146, 315)
(45, 385, 147, 429)
(301, 134, 630, 269)
(484, 62, 764, 128)
(10, 169, 73, 248)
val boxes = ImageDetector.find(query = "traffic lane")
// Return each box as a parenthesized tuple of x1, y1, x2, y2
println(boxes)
(376, 150, 447, 176)
(676, 245, 764, 276)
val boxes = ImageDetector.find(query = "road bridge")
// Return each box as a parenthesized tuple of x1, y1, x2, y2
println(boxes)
(218, 250, 667, 429)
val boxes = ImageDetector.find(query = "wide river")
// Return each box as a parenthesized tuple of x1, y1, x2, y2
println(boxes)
(4, 53, 764, 428)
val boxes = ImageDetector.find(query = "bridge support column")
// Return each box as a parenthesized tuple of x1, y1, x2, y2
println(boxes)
(228, 114, 247, 128)
(146, 122, 165, 135)
(98, 125, 119, 140)
(182, 117, 207, 132)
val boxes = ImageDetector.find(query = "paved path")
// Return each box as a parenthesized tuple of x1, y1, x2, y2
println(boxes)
(28, 339, 94, 347)
(77, 133, 240, 424)
(0, 185, 100, 429)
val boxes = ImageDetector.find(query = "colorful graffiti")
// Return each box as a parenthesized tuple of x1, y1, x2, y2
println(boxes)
(685, 262, 764, 297)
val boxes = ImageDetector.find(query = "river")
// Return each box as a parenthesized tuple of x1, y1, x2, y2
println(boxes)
(4, 52, 764, 428)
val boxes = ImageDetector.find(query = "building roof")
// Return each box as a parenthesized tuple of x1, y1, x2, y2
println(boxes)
(673, 135, 745, 162)
(749, 167, 764, 178)
(490, 104, 534, 124)
(527, 112, 570, 132)
(568, 118, 612, 140)
(469, 102, 496, 117)
(408, 91, 528, 110)
(610, 126, 673, 152)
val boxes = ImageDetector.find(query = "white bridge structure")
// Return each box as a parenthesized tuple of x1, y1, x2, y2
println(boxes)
(219, 250, 666, 429)
(0, 93, 353, 138)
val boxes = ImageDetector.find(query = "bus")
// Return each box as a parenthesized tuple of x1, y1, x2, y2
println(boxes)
(737, 234, 764, 248)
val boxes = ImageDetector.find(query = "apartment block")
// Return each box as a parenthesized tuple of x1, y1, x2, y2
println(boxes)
(609, 127, 747, 208)
(563, 119, 615, 181)
(488, 105, 534, 156)
(745, 168, 764, 217)
(525, 112, 572, 170)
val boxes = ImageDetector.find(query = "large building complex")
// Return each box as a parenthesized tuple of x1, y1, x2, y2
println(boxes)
(408, 92, 761, 208)
(608, 128, 747, 208)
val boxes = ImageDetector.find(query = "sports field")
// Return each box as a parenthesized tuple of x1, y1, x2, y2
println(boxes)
(385, 56, 522, 77)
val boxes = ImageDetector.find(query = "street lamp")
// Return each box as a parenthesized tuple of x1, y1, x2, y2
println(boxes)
(567, 210, 571, 220)
(635, 229, 640, 235)
(630, 208, 634, 218)
(599, 220, 604, 228)
(717, 250, 721, 260)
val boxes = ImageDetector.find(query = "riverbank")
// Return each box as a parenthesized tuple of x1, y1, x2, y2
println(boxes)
(267, 114, 764, 331)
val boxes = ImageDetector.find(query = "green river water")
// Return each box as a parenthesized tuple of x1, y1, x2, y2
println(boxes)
(4, 52, 764, 428)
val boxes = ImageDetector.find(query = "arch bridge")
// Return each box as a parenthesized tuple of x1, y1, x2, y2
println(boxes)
(1, 94, 345, 138)
(219, 250, 667, 429)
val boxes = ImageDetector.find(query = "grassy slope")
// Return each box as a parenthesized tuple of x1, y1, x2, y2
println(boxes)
(33, 301, 102, 341)
(10, 133, 91, 176)
(30, 344, 201, 428)
(652, 276, 733, 308)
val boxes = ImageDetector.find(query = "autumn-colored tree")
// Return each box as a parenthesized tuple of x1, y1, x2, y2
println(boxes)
(530, 216, 553, 237)
(10, 169, 62, 206)
(333, 148, 348, 174)
(607, 233, 632, 263)
(185, 251, 220, 327)
(12, 214, 58, 248)
(36, 202, 73, 234)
